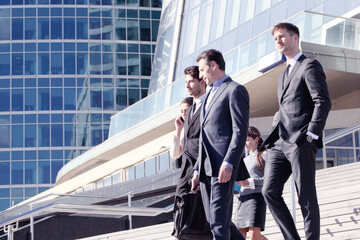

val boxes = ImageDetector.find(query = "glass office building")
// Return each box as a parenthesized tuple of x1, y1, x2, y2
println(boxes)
(0, 0, 162, 210)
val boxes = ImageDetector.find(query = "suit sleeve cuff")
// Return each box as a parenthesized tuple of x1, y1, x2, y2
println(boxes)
(248, 178, 255, 189)
(222, 162, 233, 169)
(306, 131, 319, 140)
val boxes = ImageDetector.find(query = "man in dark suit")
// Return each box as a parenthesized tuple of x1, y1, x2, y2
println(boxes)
(192, 49, 249, 240)
(171, 66, 207, 197)
(262, 23, 331, 240)
(171, 66, 211, 239)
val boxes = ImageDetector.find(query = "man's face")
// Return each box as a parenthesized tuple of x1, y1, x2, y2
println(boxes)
(185, 75, 203, 98)
(273, 28, 298, 56)
(198, 59, 216, 86)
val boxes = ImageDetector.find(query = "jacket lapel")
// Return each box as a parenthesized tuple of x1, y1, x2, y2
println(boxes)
(203, 78, 230, 122)
(280, 54, 306, 103)
(187, 105, 200, 132)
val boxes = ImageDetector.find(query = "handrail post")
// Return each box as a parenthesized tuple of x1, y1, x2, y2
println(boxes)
(30, 203, 34, 240)
(4, 222, 18, 240)
(128, 193, 134, 229)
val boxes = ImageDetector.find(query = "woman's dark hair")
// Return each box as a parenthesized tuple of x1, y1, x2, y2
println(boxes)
(248, 126, 266, 172)
(181, 97, 193, 106)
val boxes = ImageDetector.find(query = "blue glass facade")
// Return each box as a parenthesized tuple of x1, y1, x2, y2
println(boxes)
(0, 0, 162, 210)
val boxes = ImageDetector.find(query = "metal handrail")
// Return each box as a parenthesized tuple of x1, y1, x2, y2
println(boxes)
(323, 123, 360, 145)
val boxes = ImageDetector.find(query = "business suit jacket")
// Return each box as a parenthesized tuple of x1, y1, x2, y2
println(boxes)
(265, 54, 331, 148)
(262, 54, 331, 240)
(195, 77, 249, 179)
(175, 104, 201, 197)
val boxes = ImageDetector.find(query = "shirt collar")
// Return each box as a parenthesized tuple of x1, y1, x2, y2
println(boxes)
(288, 52, 302, 66)
(249, 149, 258, 157)
(212, 75, 228, 89)
(194, 93, 207, 105)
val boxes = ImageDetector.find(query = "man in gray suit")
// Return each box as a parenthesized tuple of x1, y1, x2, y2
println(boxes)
(192, 49, 249, 240)
(262, 23, 331, 240)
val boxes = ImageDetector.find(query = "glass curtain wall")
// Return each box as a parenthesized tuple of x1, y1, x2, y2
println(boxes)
(0, 0, 162, 211)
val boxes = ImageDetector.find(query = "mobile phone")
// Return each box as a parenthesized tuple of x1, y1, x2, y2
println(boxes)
(180, 117, 184, 123)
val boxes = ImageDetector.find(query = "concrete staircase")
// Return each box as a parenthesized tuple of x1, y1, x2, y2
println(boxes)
(78, 162, 360, 240)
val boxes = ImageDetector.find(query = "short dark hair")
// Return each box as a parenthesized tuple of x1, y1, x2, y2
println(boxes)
(181, 97, 193, 106)
(272, 22, 300, 38)
(196, 49, 225, 71)
(184, 66, 200, 80)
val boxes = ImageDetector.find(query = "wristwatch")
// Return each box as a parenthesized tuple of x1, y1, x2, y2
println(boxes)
(306, 135, 314, 143)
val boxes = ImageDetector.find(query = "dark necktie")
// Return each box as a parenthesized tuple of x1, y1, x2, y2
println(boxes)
(190, 103, 196, 121)
(282, 64, 291, 89)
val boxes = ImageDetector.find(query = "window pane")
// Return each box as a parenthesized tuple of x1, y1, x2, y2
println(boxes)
(64, 53, 75, 74)
(38, 53, 50, 75)
(11, 162, 23, 184)
(128, 88, 139, 105)
(38, 124, 50, 147)
(151, 20, 159, 41)
(77, 123, 89, 146)
(64, 124, 76, 146)
(38, 18, 50, 39)
(126, 166, 134, 181)
(38, 88, 50, 110)
(25, 161, 36, 184)
(64, 88, 76, 110)
(115, 18, 126, 40)
(51, 124, 63, 146)
(12, 18, 23, 40)
(103, 88, 113, 109)
(25, 125, 36, 147)
(51, 160, 63, 183)
(38, 161, 50, 184)
(127, 20, 138, 40)
(90, 88, 102, 109)
(145, 157, 155, 176)
(25, 18, 36, 39)
(51, 53, 62, 74)
(128, 54, 139, 75)
(76, 53, 88, 74)
(0, 54, 10, 76)
(12, 53, 23, 75)
(0, 18, 10, 40)
(12, 125, 23, 147)
(51, 18, 62, 39)
(157, 152, 169, 173)
(116, 88, 127, 110)
(135, 162, 144, 179)
(51, 88, 63, 110)
(0, 162, 10, 184)
(12, 89, 23, 111)
(76, 18, 88, 39)
(140, 20, 150, 41)
(64, 18, 75, 39)
(25, 88, 36, 110)
(91, 124, 102, 146)
(0, 89, 9, 112)
(25, 53, 36, 75)
(140, 54, 151, 76)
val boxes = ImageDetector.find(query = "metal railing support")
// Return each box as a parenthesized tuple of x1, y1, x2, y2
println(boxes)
(128, 193, 134, 229)
(4, 222, 18, 240)
(30, 203, 34, 240)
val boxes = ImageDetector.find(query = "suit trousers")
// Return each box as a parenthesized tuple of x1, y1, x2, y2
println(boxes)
(200, 175, 245, 240)
(262, 138, 320, 240)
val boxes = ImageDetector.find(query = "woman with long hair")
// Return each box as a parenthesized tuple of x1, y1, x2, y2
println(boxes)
(235, 126, 268, 240)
